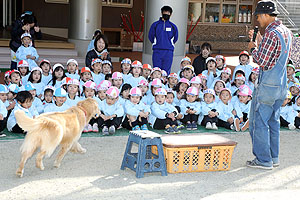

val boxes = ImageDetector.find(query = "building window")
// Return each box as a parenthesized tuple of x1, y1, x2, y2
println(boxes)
(102, 0, 133, 8)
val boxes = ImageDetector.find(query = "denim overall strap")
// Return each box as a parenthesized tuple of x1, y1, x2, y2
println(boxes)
(249, 30, 291, 166)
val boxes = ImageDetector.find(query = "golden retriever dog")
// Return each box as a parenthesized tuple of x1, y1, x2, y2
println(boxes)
(15, 98, 100, 177)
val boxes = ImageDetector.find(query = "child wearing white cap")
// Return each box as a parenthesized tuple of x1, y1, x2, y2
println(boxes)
(66, 59, 80, 80)
(16, 33, 39, 70)
(0, 85, 9, 137)
(39, 59, 52, 86)
(6, 84, 19, 114)
(65, 79, 81, 108)
(177, 56, 192, 78)
(120, 58, 133, 84)
(219, 67, 232, 89)
(7, 91, 34, 133)
(90, 58, 104, 85)
(42, 86, 54, 107)
(98, 86, 124, 135)
(202, 57, 221, 89)
(112, 72, 123, 90)
(48, 63, 67, 89)
(180, 87, 201, 130)
(181, 65, 195, 81)
(149, 88, 180, 134)
(27, 67, 46, 98)
(123, 87, 151, 131)
(166, 73, 178, 91)
(44, 88, 69, 113)
(199, 89, 219, 130)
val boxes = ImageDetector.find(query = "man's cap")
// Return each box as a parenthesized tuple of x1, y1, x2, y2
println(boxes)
(254, 0, 280, 15)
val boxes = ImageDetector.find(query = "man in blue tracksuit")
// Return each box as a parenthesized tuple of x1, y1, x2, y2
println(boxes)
(148, 6, 178, 75)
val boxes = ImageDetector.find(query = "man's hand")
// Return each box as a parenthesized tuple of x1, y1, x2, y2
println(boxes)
(26, 55, 31, 59)
(0, 114, 3, 120)
(22, 24, 30, 31)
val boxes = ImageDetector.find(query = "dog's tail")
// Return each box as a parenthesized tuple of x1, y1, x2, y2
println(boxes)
(15, 110, 63, 157)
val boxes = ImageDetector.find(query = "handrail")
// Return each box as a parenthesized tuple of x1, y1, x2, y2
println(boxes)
(275, 0, 298, 30)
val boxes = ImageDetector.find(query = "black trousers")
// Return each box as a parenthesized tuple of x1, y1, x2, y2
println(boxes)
(98, 116, 123, 128)
(89, 117, 99, 126)
(182, 114, 199, 124)
(242, 113, 248, 122)
(0, 118, 6, 132)
(280, 116, 289, 127)
(201, 115, 218, 126)
(217, 119, 232, 130)
(153, 118, 177, 130)
(295, 116, 300, 127)
(122, 116, 148, 130)
(12, 124, 26, 134)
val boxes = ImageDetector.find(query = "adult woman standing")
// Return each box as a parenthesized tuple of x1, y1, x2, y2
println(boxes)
(9, 12, 42, 70)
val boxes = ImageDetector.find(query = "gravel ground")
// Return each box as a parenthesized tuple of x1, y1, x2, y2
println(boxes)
(1, 131, 300, 200)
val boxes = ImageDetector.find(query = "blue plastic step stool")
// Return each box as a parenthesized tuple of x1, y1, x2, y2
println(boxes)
(121, 130, 167, 178)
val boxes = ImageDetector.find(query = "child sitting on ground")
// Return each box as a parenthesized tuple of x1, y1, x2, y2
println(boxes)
(48, 63, 67, 89)
(123, 87, 150, 131)
(0, 84, 9, 137)
(121, 58, 133, 84)
(66, 59, 80, 80)
(215, 55, 226, 71)
(200, 89, 219, 130)
(142, 64, 153, 80)
(27, 67, 45, 99)
(17, 60, 30, 85)
(44, 88, 69, 113)
(90, 58, 103, 85)
(232, 51, 253, 81)
(280, 91, 297, 130)
(7, 90, 34, 134)
(98, 86, 124, 135)
(149, 88, 180, 134)
(39, 59, 52, 86)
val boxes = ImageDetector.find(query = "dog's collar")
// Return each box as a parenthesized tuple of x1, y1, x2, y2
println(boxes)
(78, 106, 87, 117)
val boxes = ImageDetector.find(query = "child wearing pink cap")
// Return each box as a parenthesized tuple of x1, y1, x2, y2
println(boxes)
(166, 73, 178, 90)
(149, 88, 180, 134)
(98, 86, 124, 135)
(97, 80, 112, 101)
(123, 87, 151, 131)
(137, 80, 149, 106)
(233, 85, 252, 131)
(217, 88, 239, 131)
(80, 67, 93, 90)
(4, 70, 11, 86)
(200, 89, 219, 130)
(180, 87, 201, 130)
(219, 67, 232, 89)
(174, 78, 190, 106)
(112, 72, 123, 89)
(144, 78, 162, 105)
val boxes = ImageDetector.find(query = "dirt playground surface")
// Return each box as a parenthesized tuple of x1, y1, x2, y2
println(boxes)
(1, 131, 300, 200)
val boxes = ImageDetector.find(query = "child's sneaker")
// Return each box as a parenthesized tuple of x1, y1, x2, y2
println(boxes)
(241, 120, 249, 131)
(230, 124, 235, 131)
(212, 123, 218, 130)
(92, 123, 99, 132)
(165, 126, 175, 134)
(87, 124, 93, 132)
(172, 125, 181, 134)
(234, 118, 240, 131)
(141, 124, 148, 131)
(176, 121, 185, 130)
(288, 123, 296, 130)
(132, 125, 141, 131)
(83, 125, 89, 133)
(186, 122, 192, 130)
(102, 126, 109, 135)
(205, 122, 212, 129)
(191, 122, 197, 130)
(109, 125, 116, 135)
(0, 132, 6, 137)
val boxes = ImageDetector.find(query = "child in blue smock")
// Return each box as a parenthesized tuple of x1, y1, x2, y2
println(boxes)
(231, 74, 246, 96)
(173, 78, 190, 106)
(199, 89, 219, 130)
(166, 73, 178, 90)
(17, 60, 30, 85)
(118, 83, 131, 107)
(66, 59, 80, 80)
(42, 85, 54, 107)
(232, 51, 253, 81)
(144, 78, 162, 105)
(16, 33, 39, 70)
(219, 67, 231, 89)
(212, 80, 226, 103)
(98, 86, 124, 135)
(90, 58, 103, 85)
(122, 87, 150, 131)
(215, 55, 226, 71)
(24, 83, 43, 115)
(112, 72, 123, 90)
(247, 67, 259, 92)
(0, 84, 9, 136)
(280, 91, 297, 130)
(181, 65, 194, 81)
(142, 64, 152, 80)
(96, 80, 111, 101)
(48, 63, 67, 89)
(149, 88, 180, 134)
(79, 67, 93, 92)
(180, 87, 201, 130)
(39, 59, 52, 86)
(9, 69, 22, 87)
(202, 57, 221, 88)
(233, 85, 252, 131)
(121, 58, 133, 84)
(27, 67, 45, 99)
(137, 79, 149, 105)
(7, 91, 35, 133)
(65, 78, 81, 108)
(128, 60, 146, 88)
(217, 88, 238, 131)
(44, 88, 69, 113)
(177, 56, 192, 78)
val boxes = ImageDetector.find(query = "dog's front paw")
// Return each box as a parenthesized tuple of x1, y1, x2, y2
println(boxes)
(80, 148, 87, 154)
(16, 168, 24, 178)
(53, 161, 61, 168)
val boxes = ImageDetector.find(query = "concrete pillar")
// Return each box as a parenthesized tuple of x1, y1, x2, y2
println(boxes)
(142, 0, 189, 73)
(68, 0, 102, 57)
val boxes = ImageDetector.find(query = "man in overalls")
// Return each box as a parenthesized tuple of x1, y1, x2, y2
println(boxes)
(247, 0, 292, 169)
